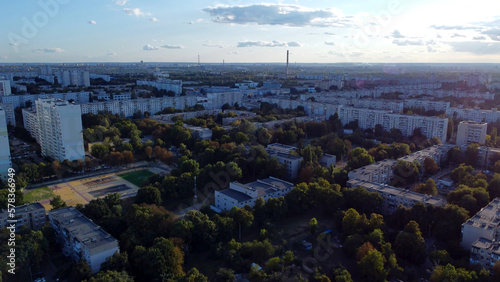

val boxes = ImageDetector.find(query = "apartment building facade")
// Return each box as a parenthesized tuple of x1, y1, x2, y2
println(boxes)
(456, 121, 487, 147)
(0, 203, 46, 232)
(0, 107, 12, 180)
(49, 207, 120, 274)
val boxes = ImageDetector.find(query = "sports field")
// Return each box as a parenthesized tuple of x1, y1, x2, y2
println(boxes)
(118, 169, 154, 187)
(25, 186, 55, 203)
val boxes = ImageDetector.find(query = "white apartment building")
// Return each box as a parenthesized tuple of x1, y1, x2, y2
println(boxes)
(49, 207, 120, 273)
(456, 121, 487, 147)
(0, 79, 11, 96)
(0, 103, 15, 126)
(137, 79, 182, 95)
(348, 159, 398, 184)
(0, 107, 12, 181)
(462, 198, 500, 250)
(215, 177, 294, 211)
(266, 143, 297, 154)
(0, 91, 91, 108)
(347, 179, 445, 214)
(267, 151, 303, 179)
(338, 107, 448, 141)
(0, 203, 46, 232)
(446, 107, 500, 123)
(80, 96, 197, 117)
(404, 100, 450, 112)
(25, 99, 85, 161)
(205, 92, 244, 110)
(56, 70, 90, 87)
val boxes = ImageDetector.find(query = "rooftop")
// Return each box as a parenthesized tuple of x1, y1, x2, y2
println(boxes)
(459, 121, 488, 125)
(220, 177, 294, 203)
(464, 198, 500, 232)
(472, 237, 500, 254)
(49, 207, 118, 255)
(347, 179, 444, 206)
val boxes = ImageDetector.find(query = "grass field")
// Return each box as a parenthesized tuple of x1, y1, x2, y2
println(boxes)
(25, 186, 55, 203)
(118, 169, 154, 187)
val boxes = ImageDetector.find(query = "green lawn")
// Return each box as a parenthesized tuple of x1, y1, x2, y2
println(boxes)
(25, 186, 54, 203)
(118, 169, 155, 187)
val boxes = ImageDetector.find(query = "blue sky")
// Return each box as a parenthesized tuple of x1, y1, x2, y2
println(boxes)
(2, 0, 500, 63)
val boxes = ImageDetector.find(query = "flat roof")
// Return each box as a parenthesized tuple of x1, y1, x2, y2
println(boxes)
(347, 179, 444, 206)
(49, 207, 118, 255)
(218, 189, 253, 203)
(220, 177, 294, 203)
(472, 237, 500, 254)
(464, 198, 500, 231)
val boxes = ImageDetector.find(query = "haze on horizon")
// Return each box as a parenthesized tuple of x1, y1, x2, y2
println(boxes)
(2, 0, 500, 64)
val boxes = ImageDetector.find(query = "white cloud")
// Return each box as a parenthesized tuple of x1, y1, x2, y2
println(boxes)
(324, 32, 335, 35)
(451, 33, 466, 38)
(392, 30, 405, 38)
(287, 41, 302, 47)
(150, 17, 158, 22)
(473, 36, 487, 40)
(482, 29, 500, 41)
(143, 44, 159, 51)
(114, 0, 128, 6)
(203, 4, 353, 28)
(88, 20, 97, 25)
(33, 48, 65, 53)
(161, 45, 184, 49)
(237, 41, 302, 47)
(123, 8, 145, 17)
(203, 42, 226, 48)
(447, 41, 500, 55)
(324, 41, 335, 46)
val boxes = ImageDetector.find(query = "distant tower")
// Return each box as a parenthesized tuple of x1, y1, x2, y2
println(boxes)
(286, 50, 290, 78)
(198, 54, 200, 66)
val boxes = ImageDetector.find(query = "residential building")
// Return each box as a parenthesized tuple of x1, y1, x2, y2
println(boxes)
(0, 107, 12, 181)
(215, 177, 294, 211)
(187, 126, 212, 140)
(205, 92, 243, 110)
(347, 179, 445, 214)
(267, 151, 303, 179)
(80, 96, 197, 117)
(470, 237, 500, 271)
(0, 103, 15, 125)
(49, 207, 120, 273)
(404, 100, 450, 112)
(446, 107, 500, 123)
(0, 79, 11, 96)
(462, 198, 500, 250)
(137, 79, 182, 95)
(25, 99, 85, 161)
(266, 143, 297, 154)
(456, 121, 487, 147)
(348, 159, 398, 184)
(477, 146, 500, 169)
(0, 203, 46, 232)
(319, 154, 336, 168)
(0, 91, 91, 108)
(398, 144, 454, 166)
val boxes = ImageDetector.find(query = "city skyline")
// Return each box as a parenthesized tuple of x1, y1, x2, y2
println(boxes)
(2, 0, 500, 64)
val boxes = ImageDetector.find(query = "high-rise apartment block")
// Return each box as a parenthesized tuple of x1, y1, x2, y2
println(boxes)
(23, 99, 85, 161)
(456, 121, 487, 147)
(0, 79, 11, 96)
(0, 107, 12, 181)
(49, 207, 120, 273)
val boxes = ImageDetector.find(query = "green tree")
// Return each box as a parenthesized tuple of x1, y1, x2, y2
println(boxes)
(91, 143, 110, 159)
(135, 186, 162, 206)
(50, 195, 67, 210)
(423, 157, 440, 175)
(347, 147, 375, 170)
(86, 271, 133, 282)
(415, 179, 438, 196)
(392, 160, 420, 186)
(465, 143, 480, 165)
(214, 268, 236, 282)
(309, 218, 319, 234)
(357, 249, 387, 282)
(229, 206, 254, 240)
(394, 221, 427, 264)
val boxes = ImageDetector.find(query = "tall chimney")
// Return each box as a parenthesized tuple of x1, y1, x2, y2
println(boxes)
(286, 50, 289, 77)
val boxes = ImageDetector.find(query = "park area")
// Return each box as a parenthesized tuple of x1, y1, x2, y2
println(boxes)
(118, 169, 154, 187)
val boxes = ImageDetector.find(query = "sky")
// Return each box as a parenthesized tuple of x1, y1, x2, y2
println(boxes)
(1, 0, 500, 64)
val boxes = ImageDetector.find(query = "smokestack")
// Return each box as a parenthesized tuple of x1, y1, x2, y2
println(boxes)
(286, 50, 289, 77)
